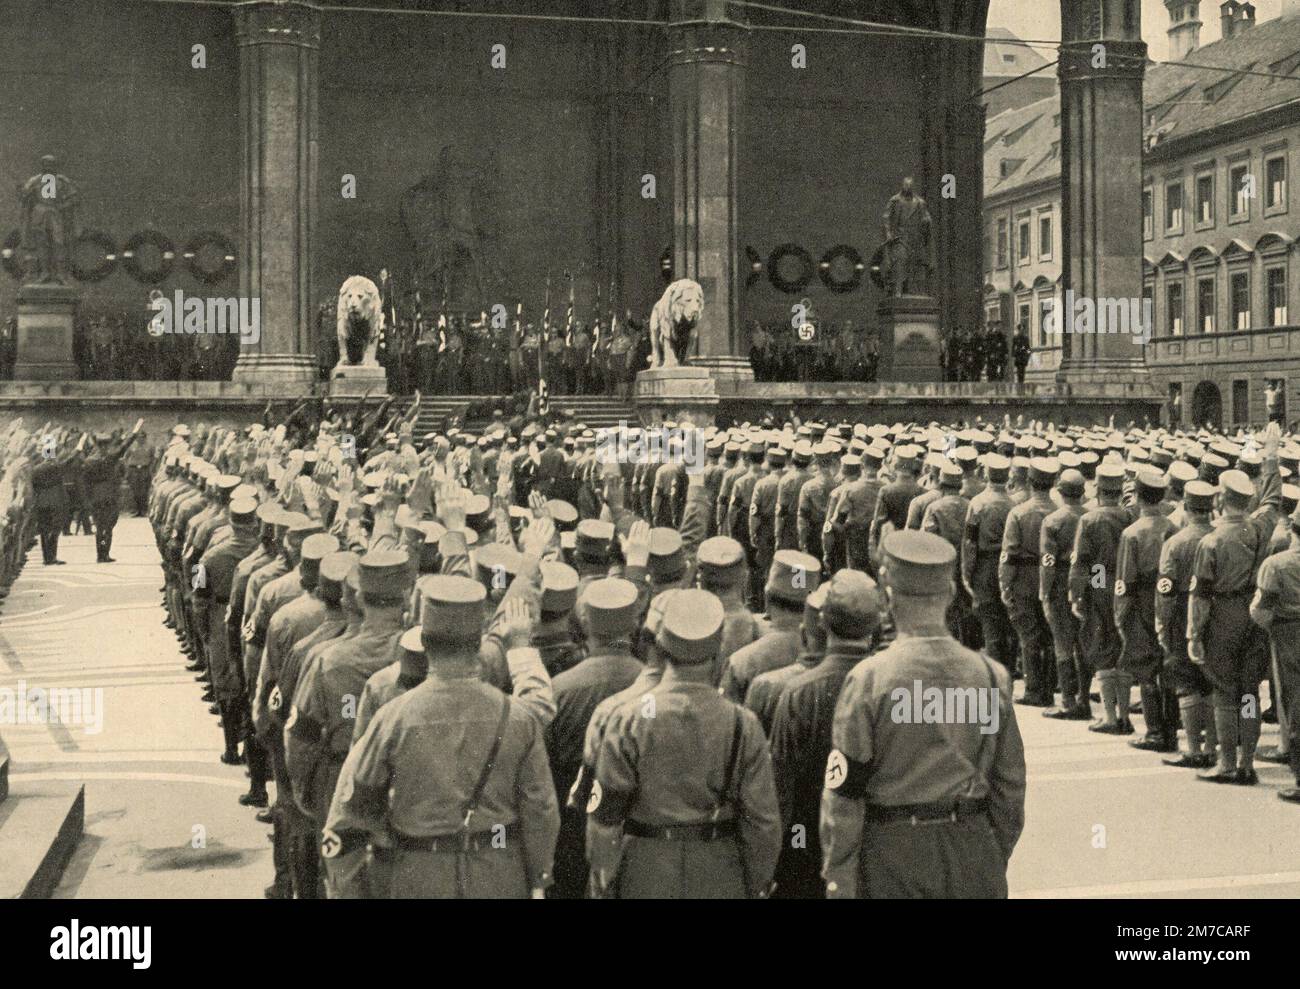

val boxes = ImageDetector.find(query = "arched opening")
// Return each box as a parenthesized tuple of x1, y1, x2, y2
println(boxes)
(1191, 380, 1222, 429)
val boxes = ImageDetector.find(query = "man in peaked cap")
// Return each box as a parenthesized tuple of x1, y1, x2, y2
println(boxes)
(796, 441, 840, 571)
(695, 534, 765, 687)
(83, 418, 142, 563)
(770, 569, 882, 899)
(1155, 481, 1220, 771)
(999, 457, 1060, 706)
(745, 583, 830, 738)
(285, 549, 413, 862)
(587, 588, 781, 898)
(821, 530, 1025, 899)
(748, 445, 786, 592)
(963, 453, 1015, 674)
(776, 441, 814, 552)
(921, 462, 977, 647)
(543, 577, 644, 899)
(1114, 469, 1178, 752)
(1039, 468, 1091, 720)
(828, 445, 885, 576)
(1251, 500, 1300, 804)
(720, 549, 822, 704)
(728, 440, 768, 610)
(1070, 463, 1131, 734)
(323, 578, 559, 899)
(1189, 424, 1283, 784)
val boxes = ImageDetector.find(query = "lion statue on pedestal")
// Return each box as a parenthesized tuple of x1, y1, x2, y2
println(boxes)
(336, 275, 384, 367)
(647, 278, 704, 369)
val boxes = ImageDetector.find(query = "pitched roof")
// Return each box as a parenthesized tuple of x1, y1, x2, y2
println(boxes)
(984, 13, 1300, 200)
(984, 27, 1051, 78)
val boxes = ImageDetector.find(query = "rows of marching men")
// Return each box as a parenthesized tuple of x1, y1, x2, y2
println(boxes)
(146, 407, 1299, 899)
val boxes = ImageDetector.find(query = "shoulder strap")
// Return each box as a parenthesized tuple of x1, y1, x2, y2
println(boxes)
(462, 692, 512, 831)
(714, 706, 746, 822)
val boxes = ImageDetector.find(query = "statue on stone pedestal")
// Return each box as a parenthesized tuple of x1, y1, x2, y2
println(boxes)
(880, 176, 932, 297)
(18, 155, 80, 285)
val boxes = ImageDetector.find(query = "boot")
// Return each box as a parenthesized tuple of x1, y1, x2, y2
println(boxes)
(218, 702, 243, 764)
(1198, 706, 1239, 783)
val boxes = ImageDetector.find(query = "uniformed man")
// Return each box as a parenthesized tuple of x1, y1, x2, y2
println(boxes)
(1039, 467, 1090, 719)
(83, 421, 142, 562)
(745, 584, 829, 737)
(775, 441, 813, 552)
(586, 588, 781, 898)
(720, 549, 821, 704)
(323, 582, 559, 898)
(1156, 480, 1219, 770)
(869, 444, 922, 566)
(962, 453, 1015, 673)
(695, 536, 764, 688)
(820, 530, 1025, 898)
(921, 462, 976, 646)
(747, 445, 785, 593)
(1114, 468, 1178, 751)
(30, 433, 80, 565)
(797, 441, 840, 570)
(828, 445, 883, 575)
(543, 577, 643, 899)
(1251, 501, 1300, 803)
(770, 569, 881, 898)
(1189, 431, 1282, 784)
(728, 441, 767, 610)
(1070, 463, 1130, 734)
(999, 456, 1059, 706)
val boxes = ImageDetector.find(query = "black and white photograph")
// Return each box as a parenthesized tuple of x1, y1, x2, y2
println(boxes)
(0, 0, 1292, 967)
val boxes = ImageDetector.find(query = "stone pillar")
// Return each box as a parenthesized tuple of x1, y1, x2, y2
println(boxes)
(231, 1, 321, 388)
(667, 0, 748, 380)
(1056, 0, 1153, 386)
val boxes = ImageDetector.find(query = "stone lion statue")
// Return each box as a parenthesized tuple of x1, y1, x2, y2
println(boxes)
(336, 275, 384, 368)
(648, 278, 704, 369)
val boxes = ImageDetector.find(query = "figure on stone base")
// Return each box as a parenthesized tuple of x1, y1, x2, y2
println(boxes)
(881, 176, 932, 297)
(19, 155, 80, 285)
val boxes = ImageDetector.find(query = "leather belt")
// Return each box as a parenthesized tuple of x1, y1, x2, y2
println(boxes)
(864, 797, 989, 825)
(624, 820, 738, 841)
(392, 823, 520, 854)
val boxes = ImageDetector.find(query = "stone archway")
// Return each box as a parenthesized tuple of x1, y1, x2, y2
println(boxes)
(1191, 380, 1222, 429)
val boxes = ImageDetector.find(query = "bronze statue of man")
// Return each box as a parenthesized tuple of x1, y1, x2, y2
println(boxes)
(19, 155, 80, 284)
(882, 176, 932, 297)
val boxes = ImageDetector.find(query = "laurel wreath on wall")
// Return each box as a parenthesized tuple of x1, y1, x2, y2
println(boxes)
(183, 231, 237, 284)
(121, 230, 177, 284)
(767, 243, 814, 294)
(69, 230, 119, 282)
(818, 244, 865, 294)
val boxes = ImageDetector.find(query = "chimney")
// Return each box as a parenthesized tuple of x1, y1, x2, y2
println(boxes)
(1237, 2, 1255, 30)
(1221, 0, 1239, 39)
(1165, 0, 1202, 59)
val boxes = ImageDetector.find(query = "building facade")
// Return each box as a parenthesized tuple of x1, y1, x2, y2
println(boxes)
(984, 1, 1300, 428)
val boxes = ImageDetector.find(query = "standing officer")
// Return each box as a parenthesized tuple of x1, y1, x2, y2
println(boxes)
(1070, 463, 1130, 733)
(31, 432, 80, 566)
(748, 445, 785, 591)
(921, 462, 975, 645)
(1114, 468, 1177, 751)
(869, 445, 923, 565)
(1251, 501, 1300, 803)
(1189, 443, 1281, 785)
(769, 569, 881, 898)
(998, 456, 1059, 706)
(84, 420, 142, 562)
(124, 429, 153, 516)
(543, 578, 643, 899)
(829, 445, 883, 575)
(820, 530, 1025, 898)
(720, 550, 821, 704)
(1039, 467, 1090, 719)
(775, 442, 813, 552)
(797, 442, 840, 569)
(1156, 480, 1219, 769)
(586, 589, 781, 898)
(962, 453, 1015, 674)
(728, 440, 767, 611)
(323, 580, 559, 898)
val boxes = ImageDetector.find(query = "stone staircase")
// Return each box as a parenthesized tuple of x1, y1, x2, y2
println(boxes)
(400, 395, 637, 434)
(0, 737, 85, 898)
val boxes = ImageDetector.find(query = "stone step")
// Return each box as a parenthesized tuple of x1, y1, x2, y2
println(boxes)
(0, 780, 85, 898)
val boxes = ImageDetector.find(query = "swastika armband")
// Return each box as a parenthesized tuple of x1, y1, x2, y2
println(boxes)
(589, 781, 633, 827)
(1113, 579, 1127, 598)
(1041, 553, 1055, 568)
(824, 748, 869, 799)
(320, 828, 367, 859)
(1156, 577, 1174, 595)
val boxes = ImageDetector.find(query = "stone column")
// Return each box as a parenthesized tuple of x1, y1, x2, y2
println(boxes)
(1055, 0, 1153, 386)
(667, 0, 751, 385)
(231, 0, 320, 387)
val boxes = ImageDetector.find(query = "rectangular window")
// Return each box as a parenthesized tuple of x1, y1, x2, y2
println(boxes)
(1230, 270, 1250, 329)
(1166, 281, 1184, 336)
(1017, 303, 1031, 337)
(1039, 297, 1055, 347)
(1196, 173, 1214, 225)
(1233, 380, 1249, 425)
(1230, 162, 1250, 220)
(1038, 214, 1052, 261)
(1018, 219, 1031, 265)
(1268, 266, 1288, 326)
(1143, 186, 1154, 240)
(1165, 180, 1184, 233)
(996, 219, 1008, 268)
(1198, 276, 1216, 334)
(1267, 154, 1287, 211)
